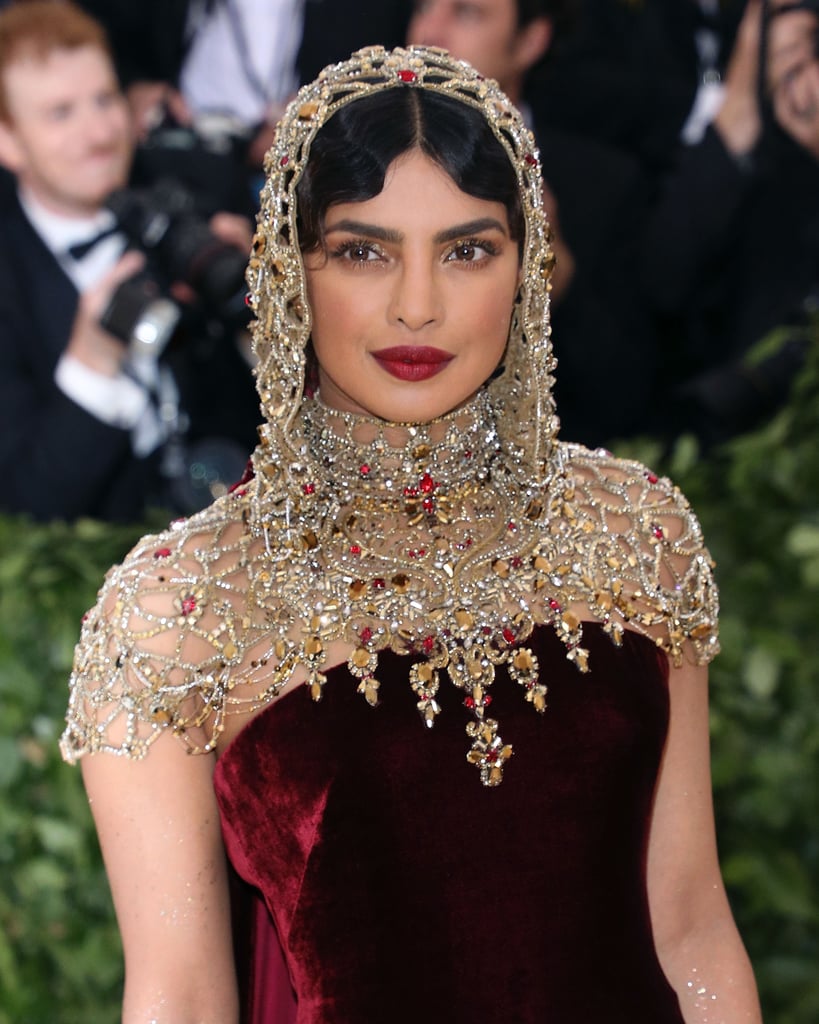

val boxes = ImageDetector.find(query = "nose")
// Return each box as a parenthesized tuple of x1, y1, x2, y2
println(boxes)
(388, 252, 442, 331)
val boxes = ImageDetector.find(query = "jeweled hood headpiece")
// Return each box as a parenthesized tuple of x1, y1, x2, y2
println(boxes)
(246, 46, 558, 528)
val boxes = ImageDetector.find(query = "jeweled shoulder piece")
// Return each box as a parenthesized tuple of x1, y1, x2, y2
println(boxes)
(61, 423, 720, 785)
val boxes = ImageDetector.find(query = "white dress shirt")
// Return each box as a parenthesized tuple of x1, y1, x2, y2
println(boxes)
(181, 0, 305, 127)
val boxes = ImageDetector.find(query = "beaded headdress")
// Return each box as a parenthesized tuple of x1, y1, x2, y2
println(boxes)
(246, 45, 558, 531)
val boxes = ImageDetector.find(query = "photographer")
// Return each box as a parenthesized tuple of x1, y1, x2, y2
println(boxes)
(639, 0, 819, 446)
(0, 1, 258, 523)
(76, 0, 413, 193)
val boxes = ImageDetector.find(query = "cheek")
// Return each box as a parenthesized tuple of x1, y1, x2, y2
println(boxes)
(473, 273, 518, 339)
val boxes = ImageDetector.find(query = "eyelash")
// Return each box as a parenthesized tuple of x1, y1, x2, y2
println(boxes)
(328, 237, 501, 266)
(329, 239, 384, 264)
(445, 238, 501, 264)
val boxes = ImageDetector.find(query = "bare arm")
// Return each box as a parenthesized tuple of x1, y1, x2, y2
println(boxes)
(647, 659, 761, 1023)
(82, 735, 239, 1023)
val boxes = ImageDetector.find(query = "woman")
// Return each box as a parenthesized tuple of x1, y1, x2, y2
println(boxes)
(61, 46, 762, 1024)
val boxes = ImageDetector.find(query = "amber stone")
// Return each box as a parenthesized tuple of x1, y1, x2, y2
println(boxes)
(352, 647, 371, 669)
(392, 573, 409, 593)
(513, 649, 534, 673)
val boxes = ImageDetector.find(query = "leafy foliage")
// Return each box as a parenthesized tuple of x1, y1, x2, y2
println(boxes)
(618, 334, 819, 1022)
(1, 347, 817, 1021)
(0, 518, 147, 1024)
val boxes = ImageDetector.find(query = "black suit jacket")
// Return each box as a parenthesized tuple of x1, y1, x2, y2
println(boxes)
(77, 0, 413, 89)
(0, 196, 164, 522)
(534, 0, 748, 174)
(536, 123, 661, 446)
(0, 195, 261, 522)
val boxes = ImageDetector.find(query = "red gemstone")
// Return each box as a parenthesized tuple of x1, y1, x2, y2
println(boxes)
(280, 155, 289, 167)
(360, 464, 371, 476)
(153, 547, 171, 559)
(181, 596, 197, 616)
(485, 749, 499, 763)
(244, 293, 252, 307)
(502, 627, 516, 645)
(464, 696, 475, 709)
(422, 498, 435, 512)
(360, 626, 373, 644)
(233, 488, 248, 498)
(372, 578, 386, 589)
(302, 483, 315, 495)
(423, 635, 435, 653)
(463, 450, 472, 459)
(420, 473, 435, 494)
(653, 525, 664, 539)
(484, 695, 493, 706)
(465, 537, 473, 547)
(646, 471, 659, 484)
(350, 544, 361, 555)
(404, 486, 418, 497)
(397, 69, 417, 83)
(524, 153, 538, 166)
(507, 521, 517, 531)
(510, 556, 523, 569)
(548, 598, 561, 611)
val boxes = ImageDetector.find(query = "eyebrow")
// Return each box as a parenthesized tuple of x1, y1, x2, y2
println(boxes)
(323, 217, 509, 244)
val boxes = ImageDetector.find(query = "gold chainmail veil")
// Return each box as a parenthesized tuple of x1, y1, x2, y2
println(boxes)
(61, 47, 719, 785)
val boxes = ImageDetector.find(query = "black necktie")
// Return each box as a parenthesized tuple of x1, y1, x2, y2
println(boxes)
(67, 224, 120, 261)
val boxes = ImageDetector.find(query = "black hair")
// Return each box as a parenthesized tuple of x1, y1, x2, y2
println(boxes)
(296, 87, 523, 253)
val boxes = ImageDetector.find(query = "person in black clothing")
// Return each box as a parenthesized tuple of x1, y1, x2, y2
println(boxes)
(407, 0, 660, 446)
(532, 0, 750, 176)
(640, 0, 819, 445)
(0, 1, 259, 522)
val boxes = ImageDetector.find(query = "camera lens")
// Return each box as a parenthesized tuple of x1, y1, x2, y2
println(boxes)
(100, 274, 181, 358)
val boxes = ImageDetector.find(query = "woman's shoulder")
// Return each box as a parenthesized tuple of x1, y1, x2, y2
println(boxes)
(549, 441, 719, 666)
(60, 490, 260, 764)
(558, 440, 701, 523)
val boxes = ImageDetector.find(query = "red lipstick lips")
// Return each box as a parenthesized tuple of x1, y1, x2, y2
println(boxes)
(372, 346, 453, 382)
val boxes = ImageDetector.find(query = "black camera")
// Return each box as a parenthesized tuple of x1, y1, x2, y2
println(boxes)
(100, 179, 249, 354)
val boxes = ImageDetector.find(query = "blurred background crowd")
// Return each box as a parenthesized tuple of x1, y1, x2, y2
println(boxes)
(1, 6, 817, 1024)
(0, 0, 817, 525)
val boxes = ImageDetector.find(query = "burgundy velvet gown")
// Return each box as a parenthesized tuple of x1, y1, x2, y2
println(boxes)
(213, 622, 686, 1023)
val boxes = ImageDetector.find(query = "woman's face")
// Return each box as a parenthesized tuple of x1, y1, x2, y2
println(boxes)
(303, 149, 520, 422)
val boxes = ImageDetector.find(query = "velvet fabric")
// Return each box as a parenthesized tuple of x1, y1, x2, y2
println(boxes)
(213, 623, 685, 1023)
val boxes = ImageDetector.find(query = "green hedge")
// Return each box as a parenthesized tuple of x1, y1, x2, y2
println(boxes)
(2, 343, 818, 1022)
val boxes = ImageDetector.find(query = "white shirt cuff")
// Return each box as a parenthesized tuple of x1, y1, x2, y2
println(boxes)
(54, 353, 150, 429)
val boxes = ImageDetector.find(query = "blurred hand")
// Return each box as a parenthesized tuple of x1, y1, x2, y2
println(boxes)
(65, 250, 146, 375)
(767, 1, 819, 159)
(126, 81, 193, 141)
(209, 212, 254, 253)
(715, 0, 764, 156)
